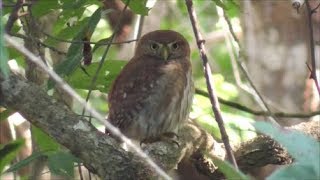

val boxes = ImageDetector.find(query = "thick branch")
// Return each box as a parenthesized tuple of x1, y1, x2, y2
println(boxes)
(196, 88, 320, 118)
(0, 74, 215, 179)
(0, 75, 149, 178)
(235, 119, 320, 174)
(1, 74, 319, 179)
(208, 120, 320, 179)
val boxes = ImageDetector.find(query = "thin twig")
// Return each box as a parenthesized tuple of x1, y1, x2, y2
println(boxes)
(2, 2, 31, 7)
(81, 1, 130, 116)
(196, 89, 320, 118)
(5, 0, 24, 34)
(185, 0, 238, 169)
(222, 9, 280, 126)
(79, 0, 131, 177)
(78, 163, 84, 180)
(41, 31, 137, 45)
(311, 2, 320, 12)
(11, 33, 67, 55)
(305, 0, 320, 96)
(4, 34, 172, 180)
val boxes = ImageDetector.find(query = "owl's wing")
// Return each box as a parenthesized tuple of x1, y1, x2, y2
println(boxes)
(107, 57, 164, 128)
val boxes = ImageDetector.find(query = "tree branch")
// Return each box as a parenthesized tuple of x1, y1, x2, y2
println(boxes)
(0, 74, 217, 179)
(1, 74, 319, 179)
(196, 88, 320, 118)
(305, 0, 320, 96)
(5, 0, 24, 34)
(185, 0, 238, 168)
(0, 75, 211, 179)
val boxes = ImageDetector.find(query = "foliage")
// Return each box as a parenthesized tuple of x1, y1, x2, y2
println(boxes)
(0, 139, 25, 173)
(0, 109, 14, 122)
(0, 0, 257, 178)
(48, 7, 103, 89)
(123, 0, 150, 15)
(5, 150, 80, 178)
(211, 0, 239, 17)
(254, 122, 320, 180)
(47, 151, 81, 177)
(32, 126, 60, 151)
(67, 61, 126, 92)
(209, 154, 249, 180)
(1, 0, 318, 179)
(5, 151, 45, 173)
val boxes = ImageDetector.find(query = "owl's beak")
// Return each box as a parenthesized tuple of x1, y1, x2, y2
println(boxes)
(160, 46, 169, 61)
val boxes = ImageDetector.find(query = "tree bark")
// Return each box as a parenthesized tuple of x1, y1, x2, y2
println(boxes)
(240, 0, 320, 126)
(1, 74, 319, 179)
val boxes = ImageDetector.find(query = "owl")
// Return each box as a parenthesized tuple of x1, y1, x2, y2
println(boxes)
(107, 30, 194, 143)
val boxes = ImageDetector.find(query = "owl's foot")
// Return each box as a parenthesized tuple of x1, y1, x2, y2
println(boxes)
(140, 132, 180, 147)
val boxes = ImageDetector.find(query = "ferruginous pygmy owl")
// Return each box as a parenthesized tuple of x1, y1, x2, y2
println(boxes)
(106, 30, 194, 143)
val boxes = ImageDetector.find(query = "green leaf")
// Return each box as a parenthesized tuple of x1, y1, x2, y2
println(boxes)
(32, 126, 60, 151)
(254, 122, 320, 178)
(124, 0, 150, 15)
(47, 151, 81, 177)
(91, 37, 111, 53)
(53, 41, 83, 76)
(56, 8, 102, 72)
(210, 155, 249, 180)
(212, 0, 227, 9)
(268, 164, 318, 180)
(62, 0, 100, 9)
(86, 9, 103, 36)
(0, 139, 25, 173)
(49, 8, 102, 89)
(212, 0, 239, 18)
(0, 17, 9, 78)
(67, 60, 126, 92)
(5, 151, 46, 173)
(62, 0, 87, 9)
(0, 109, 15, 122)
(31, 0, 60, 17)
(2, 0, 15, 15)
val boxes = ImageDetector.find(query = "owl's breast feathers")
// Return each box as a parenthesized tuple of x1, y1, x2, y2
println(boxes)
(107, 56, 193, 139)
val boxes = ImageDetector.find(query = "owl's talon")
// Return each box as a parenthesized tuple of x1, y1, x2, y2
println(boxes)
(168, 139, 180, 147)
(140, 137, 160, 146)
(162, 132, 179, 139)
(140, 132, 180, 147)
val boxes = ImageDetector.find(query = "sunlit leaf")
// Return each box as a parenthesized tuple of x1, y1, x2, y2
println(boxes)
(49, 8, 102, 89)
(48, 151, 81, 177)
(0, 109, 15, 122)
(62, 0, 87, 9)
(32, 126, 60, 151)
(0, 139, 25, 173)
(67, 60, 126, 92)
(31, 0, 60, 17)
(124, 0, 150, 15)
(91, 37, 111, 53)
(209, 155, 249, 180)
(5, 151, 46, 173)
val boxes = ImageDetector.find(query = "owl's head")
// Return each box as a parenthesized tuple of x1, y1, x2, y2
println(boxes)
(135, 30, 190, 61)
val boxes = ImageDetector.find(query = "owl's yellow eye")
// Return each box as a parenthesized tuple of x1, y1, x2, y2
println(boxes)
(150, 43, 159, 50)
(171, 42, 179, 50)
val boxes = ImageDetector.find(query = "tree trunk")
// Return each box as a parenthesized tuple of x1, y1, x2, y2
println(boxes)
(241, 0, 319, 126)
